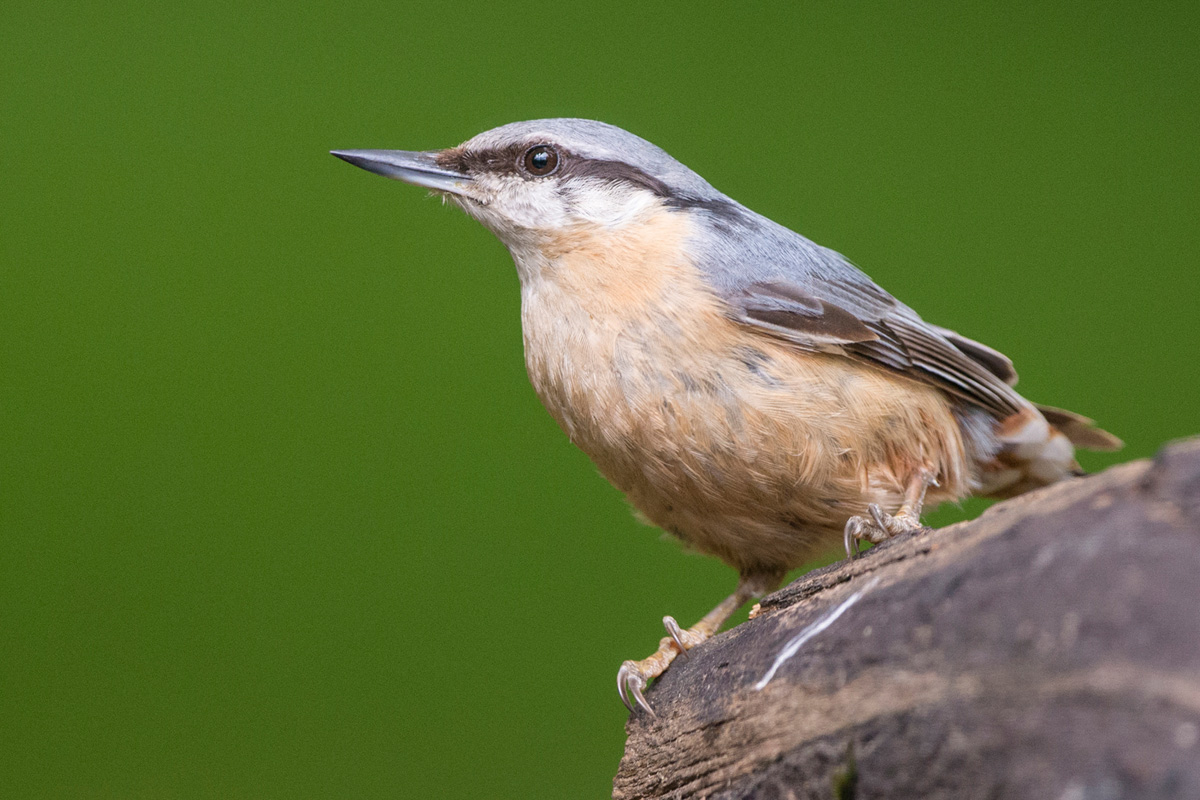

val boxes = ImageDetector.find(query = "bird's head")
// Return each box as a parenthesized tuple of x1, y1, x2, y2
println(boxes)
(332, 119, 729, 259)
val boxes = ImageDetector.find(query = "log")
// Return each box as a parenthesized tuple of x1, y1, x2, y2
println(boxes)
(614, 438, 1200, 800)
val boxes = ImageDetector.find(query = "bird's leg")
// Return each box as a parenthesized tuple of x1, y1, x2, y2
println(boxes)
(844, 468, 938, 559)
(617, 570, 783, 715)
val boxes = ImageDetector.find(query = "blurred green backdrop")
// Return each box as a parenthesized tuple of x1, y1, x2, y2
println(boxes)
(2, 2, 1197, 797)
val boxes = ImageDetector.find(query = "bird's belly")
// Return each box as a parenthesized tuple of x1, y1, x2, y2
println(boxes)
(520, 274, 967, 573)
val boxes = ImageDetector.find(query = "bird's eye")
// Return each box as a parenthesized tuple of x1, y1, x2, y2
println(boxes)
(522, 145, 559, 177)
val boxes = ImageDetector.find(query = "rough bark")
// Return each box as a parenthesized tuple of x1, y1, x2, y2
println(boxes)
(614, 437, 1200, 800)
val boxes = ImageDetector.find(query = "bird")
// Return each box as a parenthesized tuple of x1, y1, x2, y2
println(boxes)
(331, 119, 1121, 714)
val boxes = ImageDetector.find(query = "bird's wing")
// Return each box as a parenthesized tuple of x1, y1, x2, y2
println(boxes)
(693, 204, 1025, 419)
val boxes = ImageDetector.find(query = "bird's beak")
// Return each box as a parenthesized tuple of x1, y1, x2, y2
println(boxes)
(330, 149, 473, 197)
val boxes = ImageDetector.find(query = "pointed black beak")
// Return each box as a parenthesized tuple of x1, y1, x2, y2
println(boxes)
(330, 149, 473, 196)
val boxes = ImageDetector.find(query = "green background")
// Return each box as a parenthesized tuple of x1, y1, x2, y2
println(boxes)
(3, 2, 1197, 797)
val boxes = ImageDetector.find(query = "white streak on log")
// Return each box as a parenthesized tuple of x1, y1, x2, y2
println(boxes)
(755, 576, 882, 690)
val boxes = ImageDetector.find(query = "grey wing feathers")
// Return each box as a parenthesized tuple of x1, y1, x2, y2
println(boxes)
(691, 201, 1026, 419)
(849, 312, 1024, 418)
(927, 324, 1018, 386)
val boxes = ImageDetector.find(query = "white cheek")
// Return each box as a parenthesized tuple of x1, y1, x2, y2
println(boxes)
(457, 175, 570, 236)
(502, 180, 571, 229)
(448, 176, 662, 260)
(571, 183, 659, 228)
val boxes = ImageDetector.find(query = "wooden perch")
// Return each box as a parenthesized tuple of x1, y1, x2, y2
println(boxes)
(614, 438, 1200, 800)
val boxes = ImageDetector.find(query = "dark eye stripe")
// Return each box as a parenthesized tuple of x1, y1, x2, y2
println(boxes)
(441, 143, 738, 223)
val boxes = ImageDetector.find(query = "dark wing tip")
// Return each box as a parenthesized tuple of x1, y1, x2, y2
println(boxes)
(1037, 405, 1124, 451)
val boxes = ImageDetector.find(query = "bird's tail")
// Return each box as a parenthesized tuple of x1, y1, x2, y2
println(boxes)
(975, 404, 1122, 499)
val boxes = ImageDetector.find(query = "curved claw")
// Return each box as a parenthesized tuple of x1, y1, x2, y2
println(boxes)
(617, 661, 656, 716)
(868, 503, 889, 532)
(662, 616, 689, 660)
(617, 663, 635, 712)
(844, 517, 861, 560)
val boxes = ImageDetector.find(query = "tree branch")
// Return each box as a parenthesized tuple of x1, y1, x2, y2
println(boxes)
(615, 438, 1200, 800)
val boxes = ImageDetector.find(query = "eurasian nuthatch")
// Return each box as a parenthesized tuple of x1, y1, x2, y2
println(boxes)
(332, 119, 1120, 714)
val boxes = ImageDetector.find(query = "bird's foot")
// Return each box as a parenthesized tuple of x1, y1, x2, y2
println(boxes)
(617, 615, 710, 715)
(844, 504, 925, 559)
(616, 573, 782, 714)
